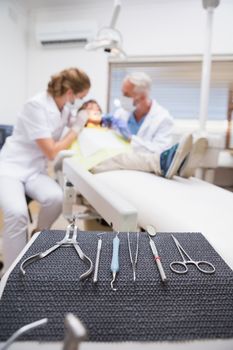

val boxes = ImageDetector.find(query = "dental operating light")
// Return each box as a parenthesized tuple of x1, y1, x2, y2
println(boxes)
(202, 0, 220, 9)
(85, 0, 126, 58)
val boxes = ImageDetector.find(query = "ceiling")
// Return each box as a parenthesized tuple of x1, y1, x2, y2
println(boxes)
(12, 0, 231, 13)
(23, 0, 117, 10)
(21, 0, 206, 11)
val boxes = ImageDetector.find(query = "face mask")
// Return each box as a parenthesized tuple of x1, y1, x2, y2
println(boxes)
(73, 98, 84, 110)
(65, 98, 83, 112)
(119, 96, 136, 112)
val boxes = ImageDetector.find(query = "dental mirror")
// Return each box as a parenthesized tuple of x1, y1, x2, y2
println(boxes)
(146, 225, 157, 237)
(146, 225, 167, 283)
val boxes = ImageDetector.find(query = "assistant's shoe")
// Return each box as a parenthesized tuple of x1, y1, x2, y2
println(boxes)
(160, 134, 193, 179)
(178, 137, 208, 178)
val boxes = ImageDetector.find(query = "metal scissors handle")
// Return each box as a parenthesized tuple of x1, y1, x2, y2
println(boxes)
(170, 235, 215, 274)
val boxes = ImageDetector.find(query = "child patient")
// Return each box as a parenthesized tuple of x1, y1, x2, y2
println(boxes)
(78, 99, 103, 127)
(78, 100, 131, 139)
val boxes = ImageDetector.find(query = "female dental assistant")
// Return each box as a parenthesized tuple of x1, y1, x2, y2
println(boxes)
(0, 67, 90, 271)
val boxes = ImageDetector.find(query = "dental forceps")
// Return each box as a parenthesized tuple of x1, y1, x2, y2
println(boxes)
(170, 235, 215, 275)
(20, 220, 94, 280)
(1, 318, 48, 350)
(127, 231, 139, 282)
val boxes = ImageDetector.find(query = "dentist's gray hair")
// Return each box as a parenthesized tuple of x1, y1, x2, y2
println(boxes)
(123, 72, 152, 94)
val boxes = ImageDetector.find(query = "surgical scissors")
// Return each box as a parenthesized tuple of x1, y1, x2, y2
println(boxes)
(20, 220, 93, 280)
(170, 235, 215, 275)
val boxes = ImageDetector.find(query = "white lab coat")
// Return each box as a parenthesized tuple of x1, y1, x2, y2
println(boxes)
(0, 91, 73, 182)
(114, 99, 174, 154)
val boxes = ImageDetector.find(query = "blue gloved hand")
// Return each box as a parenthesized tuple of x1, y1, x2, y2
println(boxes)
(112, 118, 132, 141)
(101, 114, 115, 127)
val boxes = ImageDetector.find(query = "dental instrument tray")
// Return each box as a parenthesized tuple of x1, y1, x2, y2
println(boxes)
(0, 230, 233, 342)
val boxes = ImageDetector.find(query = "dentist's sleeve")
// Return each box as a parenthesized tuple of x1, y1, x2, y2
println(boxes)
(22, 102, 52, 140)
(131, 118, 174, 154)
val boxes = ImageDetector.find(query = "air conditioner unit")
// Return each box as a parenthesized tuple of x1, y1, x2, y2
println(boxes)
(35, 21, 97, 48)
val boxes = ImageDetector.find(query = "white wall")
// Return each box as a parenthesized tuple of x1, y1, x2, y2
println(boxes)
(27, 0, 233, 113)
(27, 1, 111, 112)
(2, 0, 233, 124)
(118, 0, 233, 56)
(0, 0, 28, 124)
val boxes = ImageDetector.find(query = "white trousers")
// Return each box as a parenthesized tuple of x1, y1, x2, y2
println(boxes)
(0, 174, 63, 271)
(92, 151, 162, 175)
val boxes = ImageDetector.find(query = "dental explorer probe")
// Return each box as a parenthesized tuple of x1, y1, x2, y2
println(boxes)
(110, 232, 120, 291)
(146, 225, 167, 283)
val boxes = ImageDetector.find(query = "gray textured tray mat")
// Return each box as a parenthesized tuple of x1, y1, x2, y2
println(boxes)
(0, 230, 233, 342)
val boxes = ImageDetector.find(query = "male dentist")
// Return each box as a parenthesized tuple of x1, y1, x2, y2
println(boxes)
(106, 71, 174, 154)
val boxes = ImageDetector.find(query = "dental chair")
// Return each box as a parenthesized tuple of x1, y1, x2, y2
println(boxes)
(60, 131, 233, 272)
(0, 124, 13, 150)
(63, 158, 233, 271)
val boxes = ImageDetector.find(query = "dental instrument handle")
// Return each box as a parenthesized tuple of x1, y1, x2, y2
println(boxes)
(111, 235, 120, 274)
(110, 235, 120, 291)
(149, 239, 167, 283)
(93, 238, 102, 283)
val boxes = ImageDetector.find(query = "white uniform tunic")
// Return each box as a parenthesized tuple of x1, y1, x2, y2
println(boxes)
(115, 99, 174, 154)
(0, 91, 71, 182)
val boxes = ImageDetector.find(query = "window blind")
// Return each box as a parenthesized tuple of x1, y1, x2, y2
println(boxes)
(108, 60, 233, 121)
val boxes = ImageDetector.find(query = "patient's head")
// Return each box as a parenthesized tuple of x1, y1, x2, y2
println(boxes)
(78, 100, 102, 125)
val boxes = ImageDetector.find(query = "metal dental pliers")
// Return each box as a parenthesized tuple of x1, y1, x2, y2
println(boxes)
(20, 220, 94, 280)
